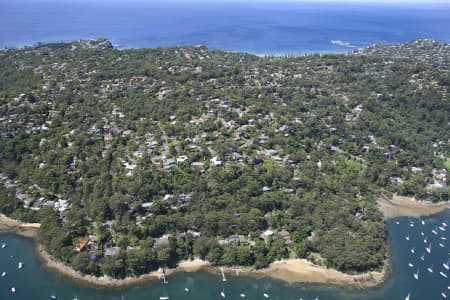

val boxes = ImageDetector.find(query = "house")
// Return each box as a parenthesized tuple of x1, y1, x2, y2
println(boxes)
(279, 229, 292, 246)
(154, 234, 171, 247)
(260, 229, 274, 242)
(104, 246, 120, 256)
(75, 239, 89, 252)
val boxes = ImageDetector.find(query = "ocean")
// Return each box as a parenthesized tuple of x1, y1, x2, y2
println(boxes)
(2, 213, 450, 300)
(1, 1, 450, 54)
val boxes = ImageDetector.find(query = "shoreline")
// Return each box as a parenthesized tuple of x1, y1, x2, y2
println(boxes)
(378, 194, 449, 219)
(0, 192, 445, 289)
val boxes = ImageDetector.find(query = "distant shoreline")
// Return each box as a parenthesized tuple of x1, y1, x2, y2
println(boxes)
(0, 194, 447, 289)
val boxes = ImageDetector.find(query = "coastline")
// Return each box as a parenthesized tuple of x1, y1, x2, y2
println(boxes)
(0, 192, 446, 289)
(378, 194, 449, 219)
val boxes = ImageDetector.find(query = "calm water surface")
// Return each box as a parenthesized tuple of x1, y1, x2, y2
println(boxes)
(2, 211, 450, 300)
(1, 1, 450, 54)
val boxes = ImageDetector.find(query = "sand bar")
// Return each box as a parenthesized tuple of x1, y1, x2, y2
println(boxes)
(378, 194, 449, 219)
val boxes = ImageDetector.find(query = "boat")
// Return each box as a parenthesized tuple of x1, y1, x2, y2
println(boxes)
(440, 243, 445, 248)
(11, 287, 16, 293)
(1, 271, 5, 277)
(428, 265, 434, 273)
(18, 262, 23, 269)
(420, 254, 425, 261)
(440, 271, 448, 278)
(73, 295, 78, 300)
(442, 237, 447, 240)
(424, 237, 428, 244)
(421, 232, 424, 236)
(443, 222, 448, 227)
(443, 259, 450, 270)
(413, 269, 419, 280)
(1, 243, 6, 248)
(406, 235, 410, 241)
(405, 293, 410, 300)
(410, 247, 415, 254)
(432, 228, 438, 235)
(221, 267, 227, 282)
(422, 220, 426, 225)
(159, 297, 170, 300)
(184, 288, 189, 292)
(263, 293, 269, 298)
(426, 243, 432, 254)
(50, 293, 57, 299)
(220, 289, 226, 298)
(410, 223, 414, 227)
(396, 221, 400, 225)
(408, 263, 414, 268)
(240, 293, 246, 298)
(442, 292, 447, 299)
(440, 226, 446, 231)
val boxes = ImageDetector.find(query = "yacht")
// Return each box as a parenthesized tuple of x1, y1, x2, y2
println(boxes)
(443, 222, 448, 227)
(11, 287, 16, 293)
(442, 237, 447, 240)
(443, 259, 450, 270)
(440, 243, 445, 248)
(439, 226, 446, 232)
(406, 235, 410, 241)
(1, 271, 5, 277)
(50, 294, 57, 299)
(18, 262, 23, 269)
(428, 265, 434, 273)
(432, 228, 438, 235)
(184, 288, 189, 292)
(220, 289, 226, 298)
(159, 297, 170, 300)
(240, 293, 246, 298)
(422, 220, 426, 225)
(421, 232, 424, 236)
(408, 263, 414, 268)
(1, 243, 6, 249)
(442, 292, 447, 299)
(405, 293, 410, 300)
(263, 293, 269, 298)
(420, 254, 425, 261)
(440, 271, 448, 278)
(426, 243, 432, 254)
(410, 247, 415, 254)
(413, 269, 419, 280)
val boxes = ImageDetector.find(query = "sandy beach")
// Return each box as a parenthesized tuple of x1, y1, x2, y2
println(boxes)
(2, 192, 447, 289)
(0, 213, 40, 237)
(378, 194, 449, 219)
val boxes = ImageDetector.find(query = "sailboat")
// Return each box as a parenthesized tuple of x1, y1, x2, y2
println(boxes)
(443, 259, 450, 270)
(406, 235, 410, 241)
(427, 265, 434, 273)
(420, 254, 425, 261)
(405, 293, 410, 300)
(221, 267, 227, 282)
(426, 243, 432, 254)
(220, 289, 226, 298)
(159, 267, 170, 300)
(410, 247, 415, 254)
(424, 237, 428, 244)
(432, 227, 438, 235)
(413, 269, 419, 280)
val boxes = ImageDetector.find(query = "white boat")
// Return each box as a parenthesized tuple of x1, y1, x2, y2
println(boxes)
(396, 221, 400, 225)
(440, 226, 446, 231)
(410, 223, 414, 227)
(240, 293, 246, 298)
(428, 265, 434, 273)
(405, 293, 410, 300)
(1, 271, 5, 277)
(426, 243, 432, 254)
(443, 222, 448, 227)
(422, 220, 426, 225)
(50, 294, 57, 299)
(221, 267, 227, 282)
(413, 269, 419, 280)
(424, 237, 428, 244)
(184, 288, 189, 292)
(432, 228, 438, 235)
(408, 263, 414, 268)
(442, 237, 447, 240)
(420, 254, 425, 261)
(406, 235, 410, 241)
(448, 286, 450, 290)
(442, 292, 447, 299)
(1, 243, 6, 249)
(440, 271, 448, 278)
(220, 289, 226, 298)
(18, 262, 23, 269)
(73, 295, 78, 300)
(263, 293, 269, 298)
(421, 232, 425, 236)
(443, 259, 450, 270)
(410, 247, 415, 254)
(159, 297, 170, 300)
(11, 287, 16, 293)
(440, 243, 445, 248)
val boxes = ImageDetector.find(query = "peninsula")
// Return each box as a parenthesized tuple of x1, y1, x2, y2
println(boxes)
(0, 38, 449, 285)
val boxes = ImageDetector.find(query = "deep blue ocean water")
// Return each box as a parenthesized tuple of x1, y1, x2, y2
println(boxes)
(1, 1, 450, 54)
